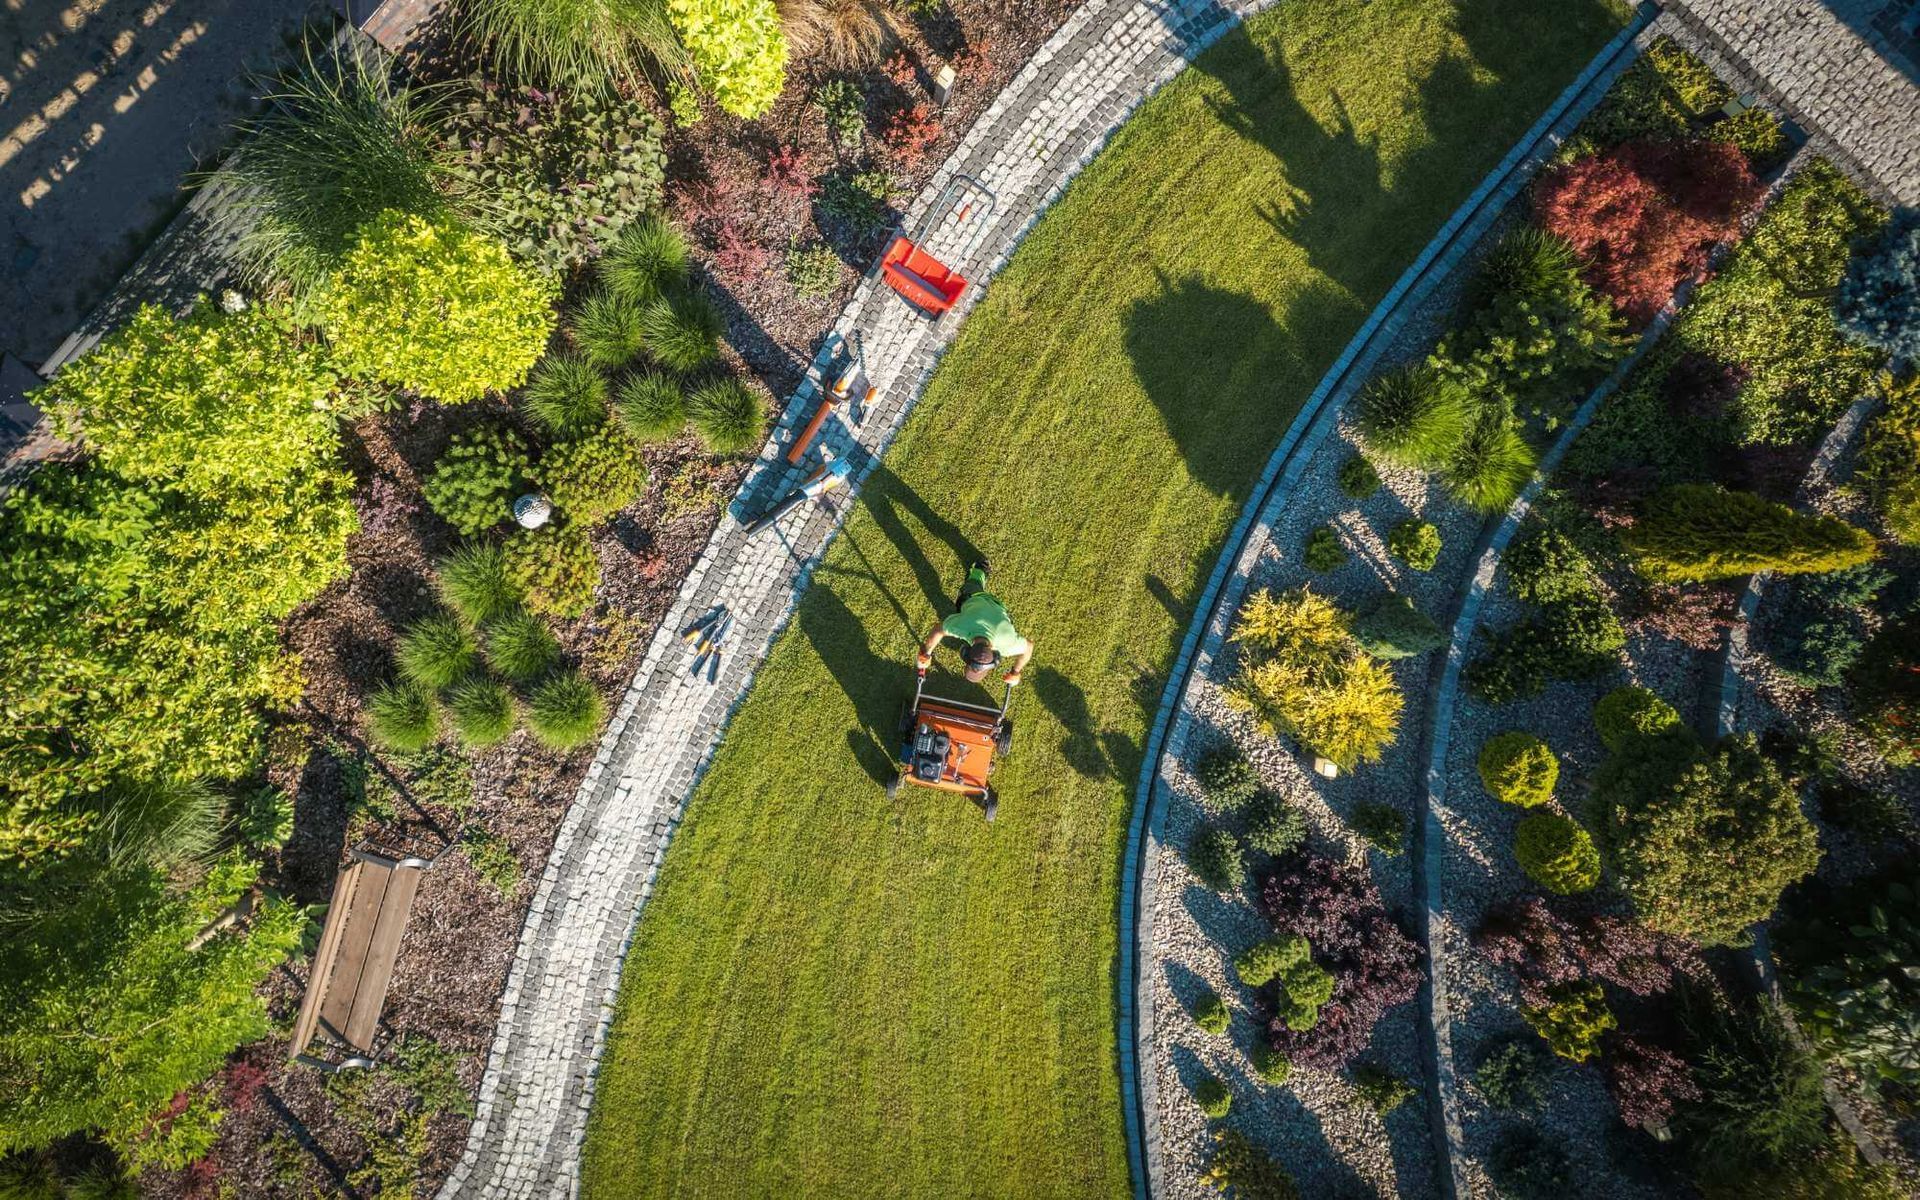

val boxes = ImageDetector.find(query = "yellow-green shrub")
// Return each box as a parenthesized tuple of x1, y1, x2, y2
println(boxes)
(1227, 587, 1403, 771)
(667, 0, 787, 118)
(1625, 484, 1876, 582)
(313, 211, 558, 403)
(1478, 732, 1558, 807)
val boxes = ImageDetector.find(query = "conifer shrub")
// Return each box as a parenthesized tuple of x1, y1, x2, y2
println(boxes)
(1352, 593, 1443, 660)
(522, 353, 610, 436)
(1194, 745, 1260, 811)
(1227, 588, 1403, 771)
(1474, 1038, 1549, 1111)
(1188, 825, 1245, 892)
(536, 427, 647, 525)
(1352, 1063, 1415, 1114)
(1513, 812, 1600, 894)
(1193, 1074, 1232, 1119)
(424, 427, 532, 535)
(1193, 990, 1230, 1035)
(1251, 1043, 1292, 1085)
(1627, 484, 1876, 582)
(615, 372, 688, 443)
(1243, 791, 1307, 856)
(1337, 454, 1379, 498)
(1594, 685, 1684, 752)
(1834, 209, 1920, 368)
(1350, 802, 1405, 857)
(1388, 519, 1441, 570)
(1477, 733, 1557, 807)
(1522, 981, 1615, 1061)
(1237, 934, 1334, 1031)
(1302, 525, 1347, 572)
(503, 523, 601, 618)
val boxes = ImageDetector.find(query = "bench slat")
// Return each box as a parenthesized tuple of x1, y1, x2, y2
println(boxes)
(288, 863, 362, 1061)
(342, 861, 422, 1051)
(319, 860, 393, 1039)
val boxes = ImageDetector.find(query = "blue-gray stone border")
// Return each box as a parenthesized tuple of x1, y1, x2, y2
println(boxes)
(1117, 8, 1657, 1198)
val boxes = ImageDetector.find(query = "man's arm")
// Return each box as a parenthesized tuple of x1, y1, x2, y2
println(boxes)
(1005, 639, 1034, 683)
(917, 623, 947, 669)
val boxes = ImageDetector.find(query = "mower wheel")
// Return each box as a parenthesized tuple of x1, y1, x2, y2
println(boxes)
(885, 772, 903, 800)
(979, 787, 998, 824)
(994, 720, 1014, 757)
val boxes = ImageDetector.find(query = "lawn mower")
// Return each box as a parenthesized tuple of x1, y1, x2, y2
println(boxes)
(886, 663, 1015, 821)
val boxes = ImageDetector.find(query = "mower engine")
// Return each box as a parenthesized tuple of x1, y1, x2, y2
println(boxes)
(910, 723, 953, 783)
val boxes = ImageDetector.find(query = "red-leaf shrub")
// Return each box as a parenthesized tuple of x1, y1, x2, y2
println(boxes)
(711, 220, 771, 279)
(1534, 140, 1761, 326)
(1604, 1035, 1700, 1130)
(882, 101, 942, 170)
(1260, 854, 1423, 1069)
(1475, 897, 1702, 1008)
(1630, 581, 1737, 651)
(764, 143, 817, 201)
(221, 1059, 270, 1115)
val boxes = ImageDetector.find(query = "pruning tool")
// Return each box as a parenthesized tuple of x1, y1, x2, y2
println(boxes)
(679, 605, 726, 644)
(691, 613, 733, 680)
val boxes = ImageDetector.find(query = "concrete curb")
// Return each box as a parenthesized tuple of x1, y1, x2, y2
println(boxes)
(1116, 8, 1656, 1198)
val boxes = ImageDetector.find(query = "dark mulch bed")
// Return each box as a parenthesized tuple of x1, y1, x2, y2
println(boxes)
(142, 3, 1079, 1196)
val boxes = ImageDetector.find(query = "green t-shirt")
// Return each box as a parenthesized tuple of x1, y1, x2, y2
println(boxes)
(942, 592, 1029, 657)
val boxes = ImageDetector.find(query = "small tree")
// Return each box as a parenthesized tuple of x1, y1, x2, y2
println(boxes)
(313, 211, 558, 403)
(1227, 588, 1403, 771)
(1625, 484, 1877, 582)
(1607, 734, 1821, 944)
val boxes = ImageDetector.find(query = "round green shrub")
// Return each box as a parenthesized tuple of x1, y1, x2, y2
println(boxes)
(639, 290, 722, 372)
(1352, 593, 1444, 660)
(485, 611, 562, 682)
(437, 542, 521, 626)
(1594, 685, 1683, 753)
(521, 352, 609, 436)
(1194, 744, 1259, 811)
(503, 523, 601, 619)
(1187, 825, 1245, 892)
(1443, 411, 1536, 513)
(1477, 732, 1558, 807)
(600, 215, 690, 306)
(1513, 812, 1600, 894)
(1243, 790, 1306, 856)
(1486, 1126, 1574, 1200)
(1193, 1075, 1232, 1119)
(1352, 1063, 1415, 1114)
(536, 427, 647, 525)
(1522, 981, 1615, 1062)
(368, 680, 439, 751)
(1356, 364, 1474, 468)
(1252, 1043, 1292, 1085)
(687, 377, 766, 455)
(1350, 801, 1405, 856)
(424, 426, 532, 536)
(1193, 990, 1230, 1035)
(1338, 454, 1379, 498)
(573, 289, 648, 369)
(1303, 525, 1347, 572)
(1473, 1038, 1549, 1111)
(1388, 519, 1441, 571)
(527, 668, 605, 749)
(449, 677, 517, 747)
(398, 613, 478, 690)
(615, 372, 688, 443)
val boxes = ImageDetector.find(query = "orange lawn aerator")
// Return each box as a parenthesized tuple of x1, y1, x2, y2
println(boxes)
(886, 664, 1014, 822)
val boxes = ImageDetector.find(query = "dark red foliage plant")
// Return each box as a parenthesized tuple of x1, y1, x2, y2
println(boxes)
(882, 101, 943, 170)
(1603, 1034, 1700, 1131)
(1475, 897, 1702, 1008)
(764, 143, 817, 201)
(1534, 140, 1761, 326)
(1260, 853, 1424, 1069)
(1631, 581, 1736, 651)
(711, 220, 772, 279)
(221, 1059, 271, 1116)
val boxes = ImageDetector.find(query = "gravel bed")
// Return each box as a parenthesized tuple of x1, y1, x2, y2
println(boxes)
(1149, 415, 1485, 1200)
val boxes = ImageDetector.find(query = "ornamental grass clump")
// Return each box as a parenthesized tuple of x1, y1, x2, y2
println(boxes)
(640, 291, 724, 372)
(368, 681, 439, 751)
(616, 373, 689, 443)
(1478, 733, 1558, 807)
(448, 677, 517, 747)
(1227, 587, 1403, 772)
(437, 542, 521, 626)
(600, 215, 692, 306)
(461, 0, 687, 93)
(1626, 484, 1877, 582)
(1513, 812, 1600, 894)
(1442, 411, 1535, 513)
(1355, 364, 1474, 468)
(688, 378, 766, 455)
(522, 352, 610, 436)
(398, 614, 479, 690)
(312, 211, 558, 403)
(484, 611, 562, 682)
(527, 668, 605, 749)
(574, 290, 649, 368)
(536, 427, 647, 525)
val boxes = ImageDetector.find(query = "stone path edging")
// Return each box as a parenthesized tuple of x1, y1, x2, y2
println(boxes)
(1117, 9, 1656, 1198)
(438, 1, 1297, 1195)
(1415, 143, 1826, 1197)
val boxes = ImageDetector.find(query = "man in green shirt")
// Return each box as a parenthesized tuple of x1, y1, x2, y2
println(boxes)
(917, 560, 1034, 685)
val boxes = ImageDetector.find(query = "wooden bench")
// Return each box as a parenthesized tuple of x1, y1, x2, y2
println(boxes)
(289, 847, 435, 1071)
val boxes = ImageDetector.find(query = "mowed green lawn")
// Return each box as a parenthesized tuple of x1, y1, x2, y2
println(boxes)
(582, 1, 1628, 1195)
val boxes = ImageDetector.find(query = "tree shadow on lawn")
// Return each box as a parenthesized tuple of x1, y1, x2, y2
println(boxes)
(795, 578, 903, 787)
